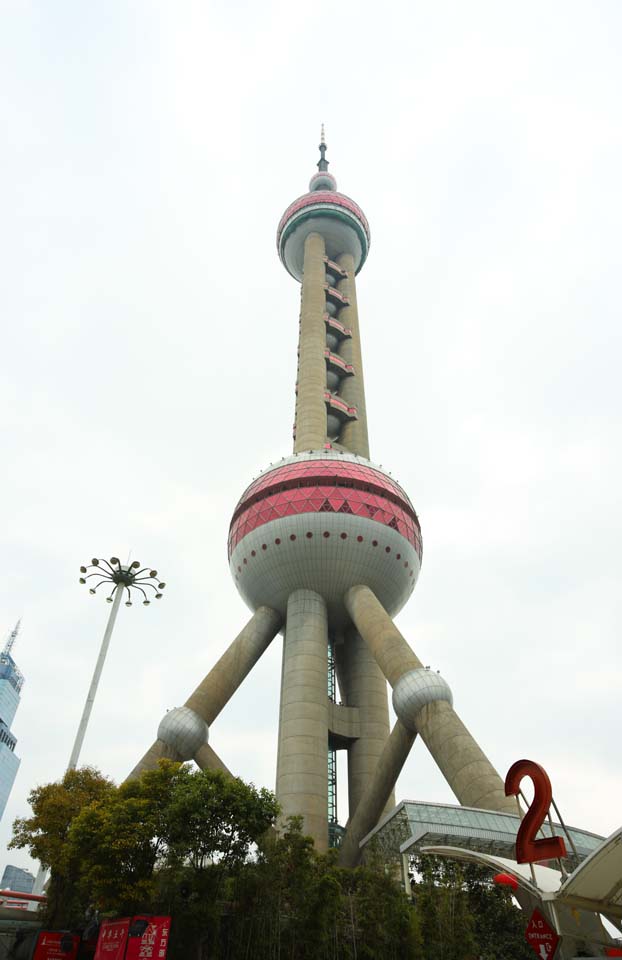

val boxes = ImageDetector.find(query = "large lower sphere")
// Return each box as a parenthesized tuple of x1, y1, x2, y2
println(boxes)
(229, 451, 422, 627)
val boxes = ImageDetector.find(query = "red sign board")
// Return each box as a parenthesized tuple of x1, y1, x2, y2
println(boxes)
(525, 908, 560, 959)
(125, 916, 171, 960)
(33, 932, 80, 960)
(94, 919, 130, 960)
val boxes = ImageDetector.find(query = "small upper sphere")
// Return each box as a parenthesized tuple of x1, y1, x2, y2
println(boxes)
(277, 190, 370, 282)
(229, 451, 422, 627)
(309, 170, 337, 192)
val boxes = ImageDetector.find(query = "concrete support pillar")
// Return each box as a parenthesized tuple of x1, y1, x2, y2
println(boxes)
(335, 627, 393, 817)
(336, 253, 370, 457)
(276, 589, 329, 850)
(185, 605, 282, 724)
(294, 233, 327, 452)
(194, 742, 233, 776)
(127, 738, 181, 781)
(344, 585, 422, 684)
(338, 719, 416, 868)
(344, 585, 515, 814)
(129, 739, 233, 783)
(127, 606, 282, 781)
(413, 700, 515, 812)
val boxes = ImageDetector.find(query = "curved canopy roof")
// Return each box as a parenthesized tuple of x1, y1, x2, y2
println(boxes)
(361, 799, 604, 871)
(558, 827, 622, 917)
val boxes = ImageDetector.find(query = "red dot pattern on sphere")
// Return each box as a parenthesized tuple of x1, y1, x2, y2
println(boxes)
(228, 460, 422, 561)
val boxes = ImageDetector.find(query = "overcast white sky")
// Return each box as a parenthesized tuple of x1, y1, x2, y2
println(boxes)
(1, 0, 621, 873)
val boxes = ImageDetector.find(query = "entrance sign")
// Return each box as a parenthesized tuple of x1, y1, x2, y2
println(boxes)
(525, 908, 560, 958)
(94, 919, 130, 960)
(33, 933, 80, 960)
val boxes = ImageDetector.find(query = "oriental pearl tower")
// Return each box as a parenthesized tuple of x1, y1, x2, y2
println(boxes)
(131, 131, 515, 862)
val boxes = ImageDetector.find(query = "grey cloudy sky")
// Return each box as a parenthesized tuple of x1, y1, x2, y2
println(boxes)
(1, 0, 621, 873)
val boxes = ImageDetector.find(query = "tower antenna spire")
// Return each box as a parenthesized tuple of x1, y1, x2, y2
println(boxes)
(318, 124, 329, 172)
(3, 619, 21, 656)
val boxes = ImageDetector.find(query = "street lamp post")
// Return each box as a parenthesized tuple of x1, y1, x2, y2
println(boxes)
(69, 557, 166, 769)
(32, 556, 166, 898)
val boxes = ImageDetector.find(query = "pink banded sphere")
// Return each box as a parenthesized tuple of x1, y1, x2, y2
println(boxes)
(229, 452, 422, 627)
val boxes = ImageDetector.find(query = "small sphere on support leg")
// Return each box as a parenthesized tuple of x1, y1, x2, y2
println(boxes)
(392, 668, 453, 732)
(157, 706, 209, 760)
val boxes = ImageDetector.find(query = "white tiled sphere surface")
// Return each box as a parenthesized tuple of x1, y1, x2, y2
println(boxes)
(391, 669, 453, 732)
(157, 706, 209, 760)
(230, 512, 419, 628)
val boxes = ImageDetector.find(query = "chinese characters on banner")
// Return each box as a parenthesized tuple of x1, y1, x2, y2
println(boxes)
(94, 919, 130, 960)
(125, 916, 171, 960)
(94, 916, 171, 960)
(525, 908, 560, 958)
(33, 932, 80, 960)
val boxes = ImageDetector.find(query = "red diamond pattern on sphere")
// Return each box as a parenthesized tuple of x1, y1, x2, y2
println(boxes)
(229, 459, 422, 561)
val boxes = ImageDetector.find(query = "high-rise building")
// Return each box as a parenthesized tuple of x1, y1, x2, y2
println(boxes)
(131, 134, 516, 859)
(0, 864, 34, 894)
(0, 622, 24, 822)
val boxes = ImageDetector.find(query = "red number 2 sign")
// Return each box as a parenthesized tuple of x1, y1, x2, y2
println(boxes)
(504, 759, 567, 864)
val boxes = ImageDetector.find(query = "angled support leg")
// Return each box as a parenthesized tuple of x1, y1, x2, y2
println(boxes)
(194, 742, 232, 777)
(344, 585, 515, 814)
(338, 718, 416, 868)
(127, 605, 282, 780)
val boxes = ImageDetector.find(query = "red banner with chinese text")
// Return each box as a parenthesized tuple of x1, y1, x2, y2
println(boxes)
(33, 932, 80, 960)
(94, 919, 130, 960)
(125, 917, 171, 960)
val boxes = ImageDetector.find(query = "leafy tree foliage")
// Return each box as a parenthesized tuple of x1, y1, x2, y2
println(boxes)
(11, 766, 535, 960)
(226, 818, 422, 960)
(69, 759, 187, 916)
(410, 854, 533, 960)
(10, 766, 114, 926)
(10, 761, 278, 938)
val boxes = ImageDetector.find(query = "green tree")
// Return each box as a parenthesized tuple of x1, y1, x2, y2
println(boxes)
(229, 818, 422, 960)
(10, 760, 279, 955)
(69, 759, 186, 916)
(153, 768, 279, 960)
(166, 766, 279, 871)
(10, 766, 115, 927)
(411, 855, 533, 960)
(461, 861, 533, 960)
(413, 855, 477, 960)
(348, 863, 423, 960)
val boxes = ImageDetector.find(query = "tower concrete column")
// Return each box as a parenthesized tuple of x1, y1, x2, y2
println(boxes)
(344, 585, 515, 814)
(294, 232, 328, 452)
(335, 627, 393, 817)
(338, 719, 416, 868)
(276, 589, 329, 850)
(336, 253, 369, 457)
